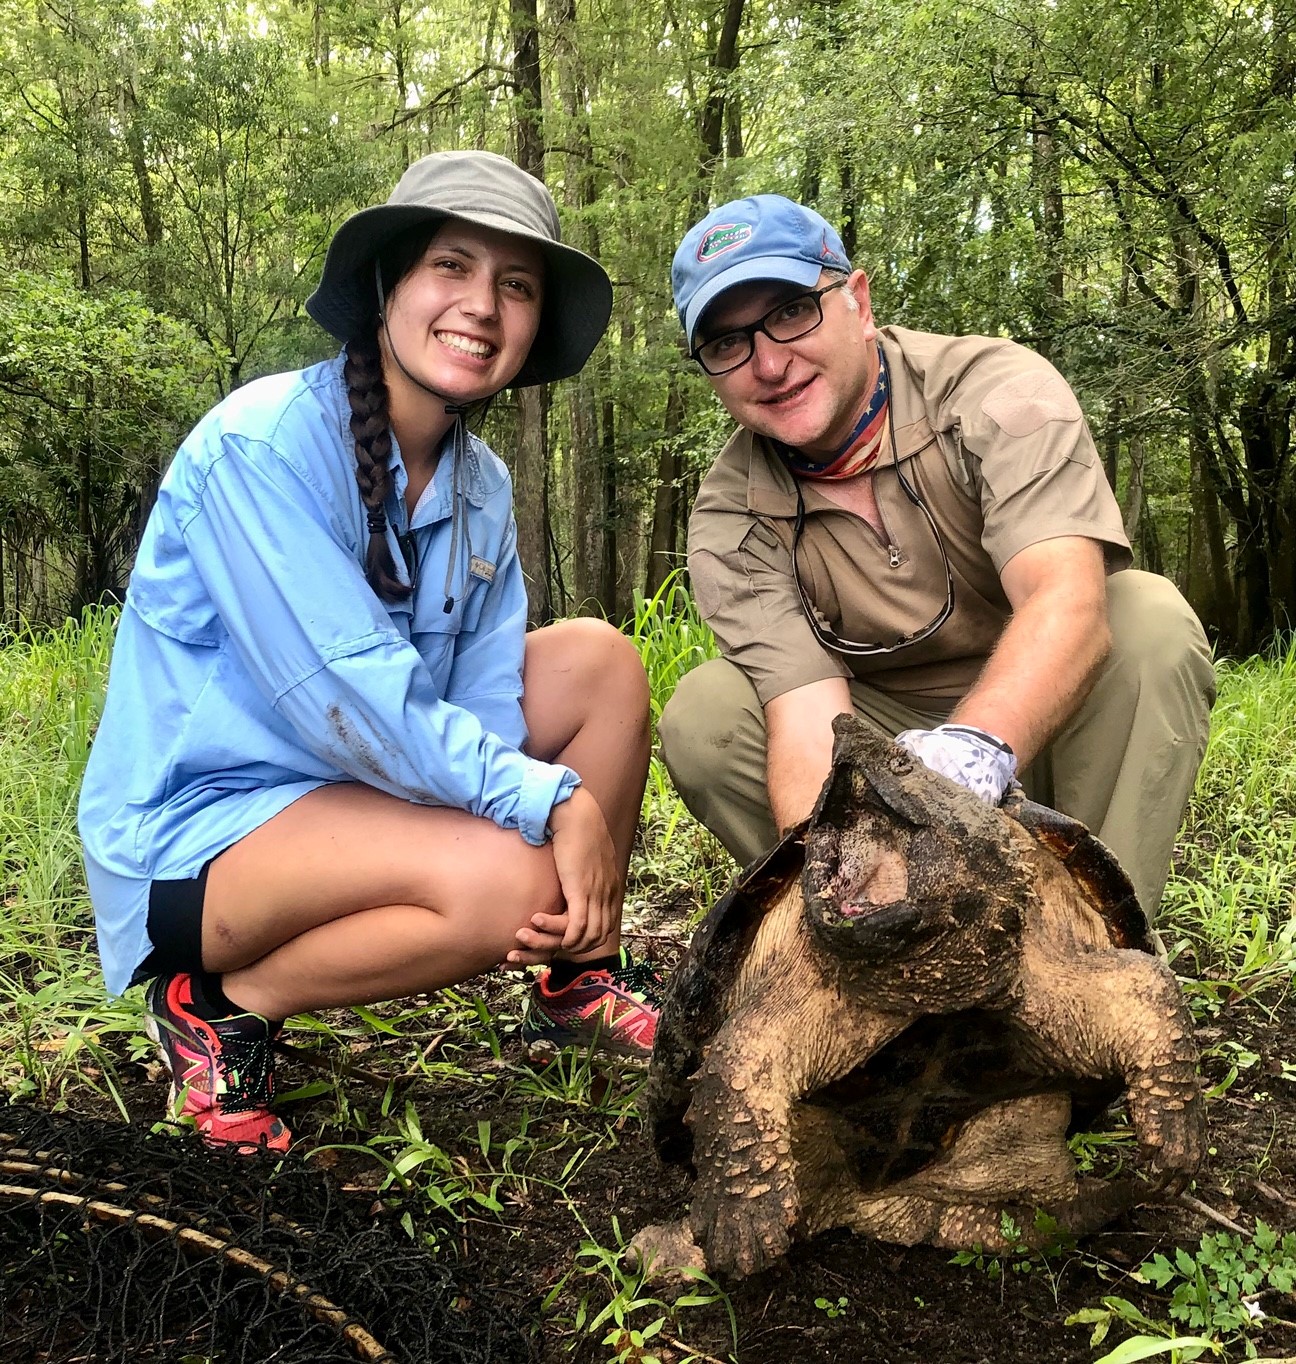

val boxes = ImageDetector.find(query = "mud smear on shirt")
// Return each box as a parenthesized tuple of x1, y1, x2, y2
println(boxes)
(326, 703, 409, 791)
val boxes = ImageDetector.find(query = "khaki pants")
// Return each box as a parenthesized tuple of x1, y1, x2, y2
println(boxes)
(659, 570, 1216, 918)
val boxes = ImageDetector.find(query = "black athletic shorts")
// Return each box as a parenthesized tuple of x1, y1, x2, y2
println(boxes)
(130, 860, 212, 985)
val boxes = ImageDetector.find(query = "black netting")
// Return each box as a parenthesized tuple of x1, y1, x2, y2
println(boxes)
(0, 1106, 539, 1364)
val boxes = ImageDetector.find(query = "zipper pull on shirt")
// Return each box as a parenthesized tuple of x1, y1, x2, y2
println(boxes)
(888, 544, 902, 568)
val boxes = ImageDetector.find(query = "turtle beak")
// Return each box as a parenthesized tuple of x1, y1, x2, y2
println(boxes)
(803, 780, 935, 963)
(802, 718, 949, 961)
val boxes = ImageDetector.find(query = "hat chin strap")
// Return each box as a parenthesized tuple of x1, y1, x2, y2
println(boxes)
(374, 261, 475, 419)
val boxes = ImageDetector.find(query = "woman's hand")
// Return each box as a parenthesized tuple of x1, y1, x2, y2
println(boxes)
(535, 786, 621, 955)
(505, 914, 568, 968)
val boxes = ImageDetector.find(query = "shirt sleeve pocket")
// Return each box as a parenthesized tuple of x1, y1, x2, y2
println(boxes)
(127, 556, 224, 648)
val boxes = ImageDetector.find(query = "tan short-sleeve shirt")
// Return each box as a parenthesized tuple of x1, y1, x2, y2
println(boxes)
(687, 326, 1132, 707)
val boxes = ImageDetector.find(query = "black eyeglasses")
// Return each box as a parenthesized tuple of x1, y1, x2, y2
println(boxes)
(791, 356, 956, 656)
(690, 280, 848, 376)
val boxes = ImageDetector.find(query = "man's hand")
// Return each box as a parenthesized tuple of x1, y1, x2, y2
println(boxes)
(895, 723, 1017, 804)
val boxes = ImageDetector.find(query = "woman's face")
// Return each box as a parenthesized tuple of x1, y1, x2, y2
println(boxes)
(380, 220, 545, 405)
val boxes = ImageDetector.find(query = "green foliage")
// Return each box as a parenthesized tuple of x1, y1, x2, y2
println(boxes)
(1066, 1294, 1219, 1362)
(0, 273, 209, 607)
(1161, 640, 1296, 989)
(623, 572, 731, 922)
(624, 571, 719, 729)
(949, 1210, 1077, 1284)
(0, 609, 137, 1101)
(548, 1217, 738, 1364)
(0, 0, 1288, 635)
(1062, 1223, 1296, 1362)
(1138, 1223, 1296, 1343)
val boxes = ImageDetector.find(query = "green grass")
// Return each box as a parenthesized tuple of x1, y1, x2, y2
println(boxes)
(0, 608, 136, 1109)
(2, 600, 1294, 1100)
(1, 599, 1294, 1363)
(623, 572, 731, 921)
(1161, 638, 1296, 997)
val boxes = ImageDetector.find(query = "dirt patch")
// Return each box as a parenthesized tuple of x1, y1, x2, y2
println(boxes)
(5, 964, 1295, 1363)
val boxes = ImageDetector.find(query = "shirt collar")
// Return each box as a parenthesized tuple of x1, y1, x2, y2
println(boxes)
(330, 355, 504, 524)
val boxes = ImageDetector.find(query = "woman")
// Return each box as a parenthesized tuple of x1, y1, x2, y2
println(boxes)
(78, 151, 659, 1151)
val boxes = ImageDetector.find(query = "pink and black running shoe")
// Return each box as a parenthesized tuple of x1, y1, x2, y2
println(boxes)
(521, 948, 663, 1061)
(145, 972, 291, 1152)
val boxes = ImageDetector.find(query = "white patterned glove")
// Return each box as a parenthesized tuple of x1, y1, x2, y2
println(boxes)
(894, 723, 1018, 805)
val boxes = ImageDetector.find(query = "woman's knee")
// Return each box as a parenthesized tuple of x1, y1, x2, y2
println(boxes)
(530, 617, 651, 717)
(426, 832, 563, 958)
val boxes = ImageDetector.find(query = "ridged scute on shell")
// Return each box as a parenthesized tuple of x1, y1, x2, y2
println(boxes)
(1002, 788, 1154, 953)
(646, 828, 806, 1164)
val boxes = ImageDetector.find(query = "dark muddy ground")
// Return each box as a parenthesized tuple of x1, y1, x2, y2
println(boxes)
(4, 944, 1295, 1363)
(463, 978, 1296, 1364)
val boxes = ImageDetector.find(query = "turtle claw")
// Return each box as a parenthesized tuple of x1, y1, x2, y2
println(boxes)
(691, 1182, 797, 1279)
(626, 1221, 707, 1279)
(1130, 1084, 1207, 1197)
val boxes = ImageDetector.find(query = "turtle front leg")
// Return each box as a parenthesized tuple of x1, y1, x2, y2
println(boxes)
(683, 992, 903, 1278)
(1019, 948, 1205, 1190)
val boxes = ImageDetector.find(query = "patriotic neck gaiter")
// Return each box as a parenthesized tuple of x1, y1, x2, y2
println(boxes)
(776, 345, 889, 481)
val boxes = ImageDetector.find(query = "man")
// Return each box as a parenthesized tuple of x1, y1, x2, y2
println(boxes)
(658, 195, 1215, 917)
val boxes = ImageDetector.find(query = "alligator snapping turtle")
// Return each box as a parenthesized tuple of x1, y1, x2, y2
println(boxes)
(632, 716, 1204, 1280)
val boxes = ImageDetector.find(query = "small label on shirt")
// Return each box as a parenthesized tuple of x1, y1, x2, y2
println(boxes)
(469, 555, 496, 583)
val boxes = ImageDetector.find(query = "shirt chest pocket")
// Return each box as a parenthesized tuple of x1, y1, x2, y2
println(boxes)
(398, 573, 491, 689)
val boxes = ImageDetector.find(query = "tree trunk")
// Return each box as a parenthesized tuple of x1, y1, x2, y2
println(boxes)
(1030, 110, 1064, 359)
(120, 81, 164, 306)
(1186, 445, 1236, 642)
(509, 0, 552, 623)
(647, 373, 685, 596)
(699, 0, 746, 174)
(1122, 429, 1144, 551)
(611, 313, 640, 621)
(553, 0, 614, 617)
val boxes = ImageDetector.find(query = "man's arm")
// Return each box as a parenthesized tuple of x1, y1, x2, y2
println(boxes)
(948, 535, 1110, 766)
(764, 536, 1109, 830)
(765, 676, 853, 834)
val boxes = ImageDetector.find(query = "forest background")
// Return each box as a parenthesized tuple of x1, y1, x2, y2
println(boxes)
(0, 0, 1292, 651)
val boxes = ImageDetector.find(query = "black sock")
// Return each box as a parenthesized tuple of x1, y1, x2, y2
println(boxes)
(187, 969, 235, 1018)
(187, 971, 282, 1033)
(547, 953, 620, 990)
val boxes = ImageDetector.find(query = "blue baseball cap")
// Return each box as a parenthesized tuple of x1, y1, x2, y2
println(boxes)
(672, 195, 852, 347)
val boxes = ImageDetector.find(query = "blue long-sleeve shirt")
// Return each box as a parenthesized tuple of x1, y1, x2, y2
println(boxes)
(78, 355, 578, 995)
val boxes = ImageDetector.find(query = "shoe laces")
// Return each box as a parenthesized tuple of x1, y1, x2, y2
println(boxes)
(211, 1027, 275, 1115)
(610, 955, 662, 1005)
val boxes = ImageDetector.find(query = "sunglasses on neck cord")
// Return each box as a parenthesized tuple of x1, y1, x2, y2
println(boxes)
(790, 359, 956, 657)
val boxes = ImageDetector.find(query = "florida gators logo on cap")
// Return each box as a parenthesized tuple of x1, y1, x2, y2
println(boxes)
(697, 223, 752, 262)
(820, 230, 847, 265)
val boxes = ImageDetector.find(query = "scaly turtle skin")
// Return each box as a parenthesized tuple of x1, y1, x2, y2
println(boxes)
(633, 716, 1203, 1281)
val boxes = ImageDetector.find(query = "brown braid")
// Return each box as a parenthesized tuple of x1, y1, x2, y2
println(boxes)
(344, 330, 410, 601)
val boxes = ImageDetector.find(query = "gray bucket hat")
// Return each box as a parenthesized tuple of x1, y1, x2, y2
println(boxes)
(306, 150, 612, 386)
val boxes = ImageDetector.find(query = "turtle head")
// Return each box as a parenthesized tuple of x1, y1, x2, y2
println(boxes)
(801, 716, 1028, 978)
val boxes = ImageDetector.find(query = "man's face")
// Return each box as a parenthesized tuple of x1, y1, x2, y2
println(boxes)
(697, 269, 879, 459)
